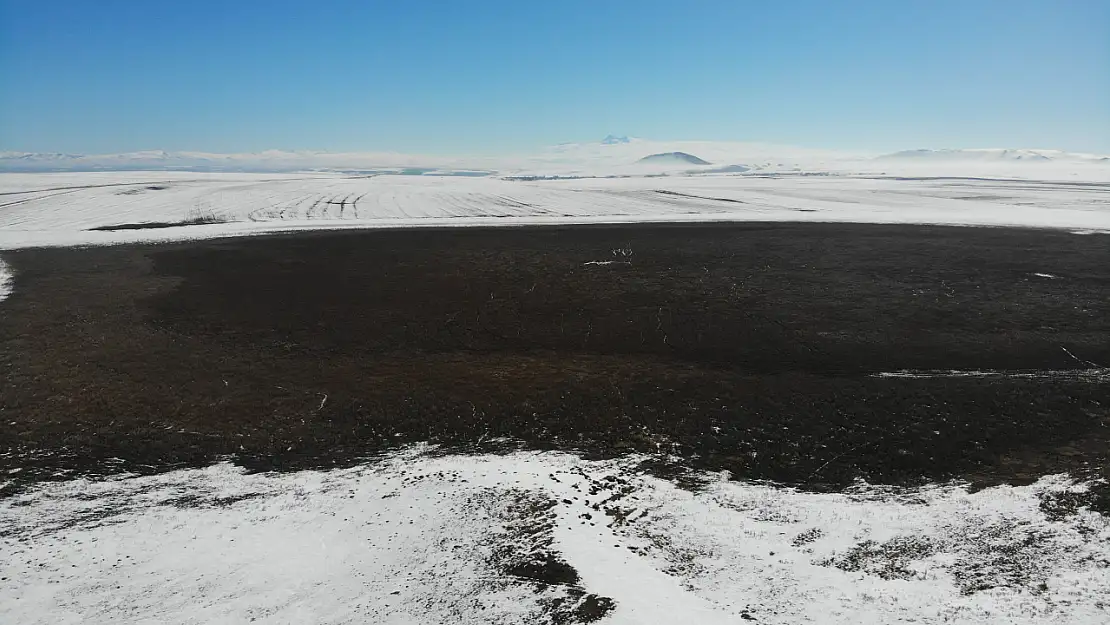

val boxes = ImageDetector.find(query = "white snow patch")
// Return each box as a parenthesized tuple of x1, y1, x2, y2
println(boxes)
(877, 369, 1110, 381)
(3, 449, 1108, 624)
(0, 257, 12, 303)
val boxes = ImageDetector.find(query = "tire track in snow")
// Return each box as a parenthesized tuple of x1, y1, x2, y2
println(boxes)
(350, 193, 367, 219)
(305, 196, 325, 220)
(321, 192, 361, 220)
(0, 188, 83, 210)
(389, 188, 414, 219)
(287, 195, 315, 220)
(249, 193, 314, 222)
(338, 193, 355, 219)
(0, 180, 198, 196)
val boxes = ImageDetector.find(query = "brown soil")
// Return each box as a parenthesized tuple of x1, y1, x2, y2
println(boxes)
(1, 223, 1108, 497)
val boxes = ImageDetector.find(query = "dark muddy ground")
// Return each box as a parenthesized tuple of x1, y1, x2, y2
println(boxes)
(1, 223, 1108, 498)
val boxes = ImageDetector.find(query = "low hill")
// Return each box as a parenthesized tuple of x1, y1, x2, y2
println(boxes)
(638, 152, 711, 166)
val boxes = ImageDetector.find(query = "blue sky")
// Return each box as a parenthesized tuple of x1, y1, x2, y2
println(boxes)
(2, 0, 1107, 154)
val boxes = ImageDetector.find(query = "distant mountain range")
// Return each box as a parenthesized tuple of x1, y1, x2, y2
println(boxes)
(878, 148, 1110, 164)
(0, 149, 468, 173)
(1, 142, 1107, 175)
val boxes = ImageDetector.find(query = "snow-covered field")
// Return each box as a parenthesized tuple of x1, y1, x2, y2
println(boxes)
(3, 447, 1108, 625)
(1, 170, 1109, 249)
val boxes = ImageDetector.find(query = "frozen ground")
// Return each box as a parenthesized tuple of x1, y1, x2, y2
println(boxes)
(2, 447, 1108, 625)
(1, 170, 1109, 249)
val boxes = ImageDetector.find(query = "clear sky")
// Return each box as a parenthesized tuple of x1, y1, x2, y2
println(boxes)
(2, 0, 1107, 155)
